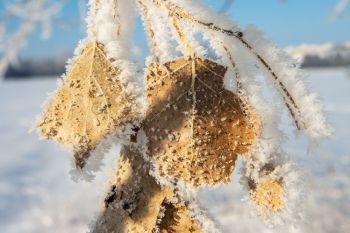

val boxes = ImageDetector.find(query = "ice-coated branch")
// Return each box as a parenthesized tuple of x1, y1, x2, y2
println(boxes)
(331, 0, 350, 20)
(137, 0, 161, 62)
(150, 0, 332, 140)
(0, 0, 64, 78)
(151, 0, 303, 128)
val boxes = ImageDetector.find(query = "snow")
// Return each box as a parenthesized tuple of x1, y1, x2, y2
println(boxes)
(0, 68, 349, 233)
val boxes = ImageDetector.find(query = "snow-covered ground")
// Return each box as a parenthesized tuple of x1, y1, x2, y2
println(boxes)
(0, 68, 349, 233)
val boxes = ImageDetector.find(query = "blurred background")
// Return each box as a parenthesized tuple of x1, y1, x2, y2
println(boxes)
(0, 0, 349, 233)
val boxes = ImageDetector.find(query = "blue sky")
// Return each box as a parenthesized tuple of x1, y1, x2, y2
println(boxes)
(6, 0, 350, 58)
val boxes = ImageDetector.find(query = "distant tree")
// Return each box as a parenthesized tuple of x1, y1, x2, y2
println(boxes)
(0, 0, 347, 79)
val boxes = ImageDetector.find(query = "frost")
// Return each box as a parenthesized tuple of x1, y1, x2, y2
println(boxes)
(33, 0, 332, 231)
(0, 0, 63, 77)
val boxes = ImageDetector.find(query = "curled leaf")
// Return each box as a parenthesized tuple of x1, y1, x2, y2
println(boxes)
(144, 57, 257, 187)
(38, 41, 136, 168)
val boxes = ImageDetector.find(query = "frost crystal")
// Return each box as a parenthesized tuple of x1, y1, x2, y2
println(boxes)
(35, 0, 331, 231)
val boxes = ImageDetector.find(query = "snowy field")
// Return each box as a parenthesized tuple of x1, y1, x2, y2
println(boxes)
(0, 68, 349, 233)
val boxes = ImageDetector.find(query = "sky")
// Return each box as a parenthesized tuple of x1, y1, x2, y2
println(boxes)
(4, 0, 350, 59)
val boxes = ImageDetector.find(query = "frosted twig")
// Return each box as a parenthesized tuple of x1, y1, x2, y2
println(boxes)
(0, 0, 64, 78)
(330, 0, 350, 20)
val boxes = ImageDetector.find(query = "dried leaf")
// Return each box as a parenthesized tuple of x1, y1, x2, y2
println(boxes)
(249, 178, 284, 216)
(92, 146, 173, 233)
(157, 202, 202, 233)
(144, 57, 256, 187)
(38, 42, 135, 168)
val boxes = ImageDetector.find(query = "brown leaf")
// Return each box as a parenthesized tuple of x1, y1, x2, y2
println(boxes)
(144, 57, 256, 187)
(38, 42, 135, 168)
(92, 146, 173, 233)
(157, 202, 202, 233)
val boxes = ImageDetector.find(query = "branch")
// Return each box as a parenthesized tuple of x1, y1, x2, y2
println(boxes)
(150, 0, 303, 130)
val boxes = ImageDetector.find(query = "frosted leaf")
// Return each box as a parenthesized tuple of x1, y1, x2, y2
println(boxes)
(91, 146, 201, 233)
(144, 57, 257, 187)
(37, 41, 136, 169)
(156, 201, 202, 233)
(249, 178, 284, 217)
(92, 146, 172, 232)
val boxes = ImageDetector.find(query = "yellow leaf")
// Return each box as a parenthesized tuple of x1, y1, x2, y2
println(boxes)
(38, 41, 135, 168)
(144, 57, 257, 187)
(249, 178, 284, 216)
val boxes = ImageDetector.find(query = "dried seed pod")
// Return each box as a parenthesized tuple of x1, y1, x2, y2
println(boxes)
(144, 57, 257, 187)
(37, 42, 136, 168)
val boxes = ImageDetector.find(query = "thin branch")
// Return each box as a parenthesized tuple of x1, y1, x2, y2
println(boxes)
(150, 0, 304, 130)
(138, 0, 160, 62)
(0, 0, 65, 77)
(330, 0, 350, 20)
